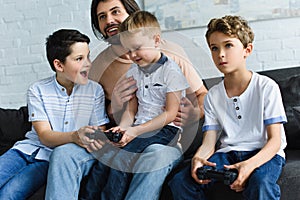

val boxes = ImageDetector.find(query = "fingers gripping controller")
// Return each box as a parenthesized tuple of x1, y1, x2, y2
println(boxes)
(88, 129, 123, 143)
(197, 167, 238, 185)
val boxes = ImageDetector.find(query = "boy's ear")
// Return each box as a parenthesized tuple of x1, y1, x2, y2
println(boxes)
(53, 59, 64, 72)
(154, 34, 161, 47)
(244, 43, 253, 57)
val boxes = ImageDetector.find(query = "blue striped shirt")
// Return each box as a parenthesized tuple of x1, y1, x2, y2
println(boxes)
(13, 75, 109, 161)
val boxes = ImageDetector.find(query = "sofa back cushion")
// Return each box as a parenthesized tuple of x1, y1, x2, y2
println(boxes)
(0, 106, 32, 155)
(277, 75, 300, 149)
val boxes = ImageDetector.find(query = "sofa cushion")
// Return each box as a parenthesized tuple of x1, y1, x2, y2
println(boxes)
(277, 75, 300, 149)
(292, 106, 300, 127)
(0, 107, 32, 155)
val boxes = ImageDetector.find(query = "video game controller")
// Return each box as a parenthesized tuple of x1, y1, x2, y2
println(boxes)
(88, 129, 123, 143)
(196, 167, 238, 185)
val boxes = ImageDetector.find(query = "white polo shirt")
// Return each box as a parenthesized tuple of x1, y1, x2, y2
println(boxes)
(126, 54, 189, 128)
(202, 72, 287, 158)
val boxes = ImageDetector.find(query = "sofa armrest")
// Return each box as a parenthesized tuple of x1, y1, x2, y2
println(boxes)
(0, 106, 32, 155)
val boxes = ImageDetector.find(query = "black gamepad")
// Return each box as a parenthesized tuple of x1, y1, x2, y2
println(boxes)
(196, 167, 238, 185)
(88, 129, 123, 143)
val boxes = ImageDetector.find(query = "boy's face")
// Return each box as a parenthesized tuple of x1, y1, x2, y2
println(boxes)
(97, 0, 129, 39)
(58, 42, 91, 85)
(120, 31, 161, 67)
(208, 31, 252, 74)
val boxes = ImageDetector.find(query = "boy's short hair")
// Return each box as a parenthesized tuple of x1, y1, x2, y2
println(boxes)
(205, 15, 254, 48)
(46, 29, 90, 72)
(119, 11, 161, 38)
(90, 0, 140, 40)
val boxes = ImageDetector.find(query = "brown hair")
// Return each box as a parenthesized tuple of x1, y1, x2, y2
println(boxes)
(205, 15, 254, 48)
(119, 11, 161, 38)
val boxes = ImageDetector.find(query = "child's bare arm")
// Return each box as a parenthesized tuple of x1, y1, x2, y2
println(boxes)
(33, 121, 100, 149)
(129, 91, 181, 137)
(226, 123, 282, 192)
(119, 95, 138, 128)
(191, 130, 218, 183)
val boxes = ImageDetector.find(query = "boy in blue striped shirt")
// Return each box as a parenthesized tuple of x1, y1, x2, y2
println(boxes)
(0, 29, 109, 199)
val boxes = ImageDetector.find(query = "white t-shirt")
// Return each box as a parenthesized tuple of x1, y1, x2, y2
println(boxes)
(126, 54, 189, 128)
(202, 72, 287, 158)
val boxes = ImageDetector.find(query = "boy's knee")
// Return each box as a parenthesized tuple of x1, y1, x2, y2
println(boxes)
(50, 143, 78, 162)
(248, 170, 277, 190)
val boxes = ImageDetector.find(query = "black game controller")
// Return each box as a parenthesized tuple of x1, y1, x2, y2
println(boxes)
(88, 129, 123, 143)
(196, 167, 238, 185)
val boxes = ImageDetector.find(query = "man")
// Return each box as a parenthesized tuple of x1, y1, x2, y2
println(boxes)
(85, 0, 208, 199)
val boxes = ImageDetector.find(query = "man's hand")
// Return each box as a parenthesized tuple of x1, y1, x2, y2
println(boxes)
(111, 76, 137, 114)
(173, 97, 201, 127)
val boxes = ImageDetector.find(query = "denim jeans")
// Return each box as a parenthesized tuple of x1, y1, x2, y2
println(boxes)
(169, 150, 285, 200)
(125, 144, 182, 200)
(45, 143, 97, 200)
(0, 148, 49, 199)
(80, 125, 181, 200)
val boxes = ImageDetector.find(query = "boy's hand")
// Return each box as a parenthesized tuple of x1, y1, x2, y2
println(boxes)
(73, 126, 105, 152)
(224, 161, 255, 192)
(191, 155, 216, 184)
(73, 126, 95, 146)
(110, 126, 136, 147)
(86, 139, 105, 153)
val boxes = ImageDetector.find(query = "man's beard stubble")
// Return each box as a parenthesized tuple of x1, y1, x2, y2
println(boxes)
(105, 33, 122, 45)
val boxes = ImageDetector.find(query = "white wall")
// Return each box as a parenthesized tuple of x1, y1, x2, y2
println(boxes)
(164, 17, 300, 78)
(0, 0, 300, 108)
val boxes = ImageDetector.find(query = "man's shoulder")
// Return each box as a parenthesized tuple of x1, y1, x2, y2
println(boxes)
(160, 39, 187, 58)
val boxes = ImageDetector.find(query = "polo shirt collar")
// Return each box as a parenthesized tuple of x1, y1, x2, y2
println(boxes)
(138, 53, 168, 74)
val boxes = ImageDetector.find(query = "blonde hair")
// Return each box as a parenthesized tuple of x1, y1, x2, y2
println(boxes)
(205, 15, 254, 48)
(119, 11, 161, 38)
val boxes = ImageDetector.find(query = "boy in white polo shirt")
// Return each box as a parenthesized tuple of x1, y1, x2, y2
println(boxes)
(82, 11, 189, 199)
(169, 15, 287, 200)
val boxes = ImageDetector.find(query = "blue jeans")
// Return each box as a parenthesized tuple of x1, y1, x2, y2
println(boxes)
(45, 143, 97, 200)
(169, 150, 285, 200)
(80, 125, 181, 200)
(125, 144, 182, 200)
(0, 148, 49, 199)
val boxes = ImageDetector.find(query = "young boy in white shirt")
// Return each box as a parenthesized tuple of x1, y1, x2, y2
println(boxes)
(169, 15, 287, 200)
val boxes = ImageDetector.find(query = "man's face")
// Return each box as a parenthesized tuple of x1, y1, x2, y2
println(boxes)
(96, 0, 129, 39)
